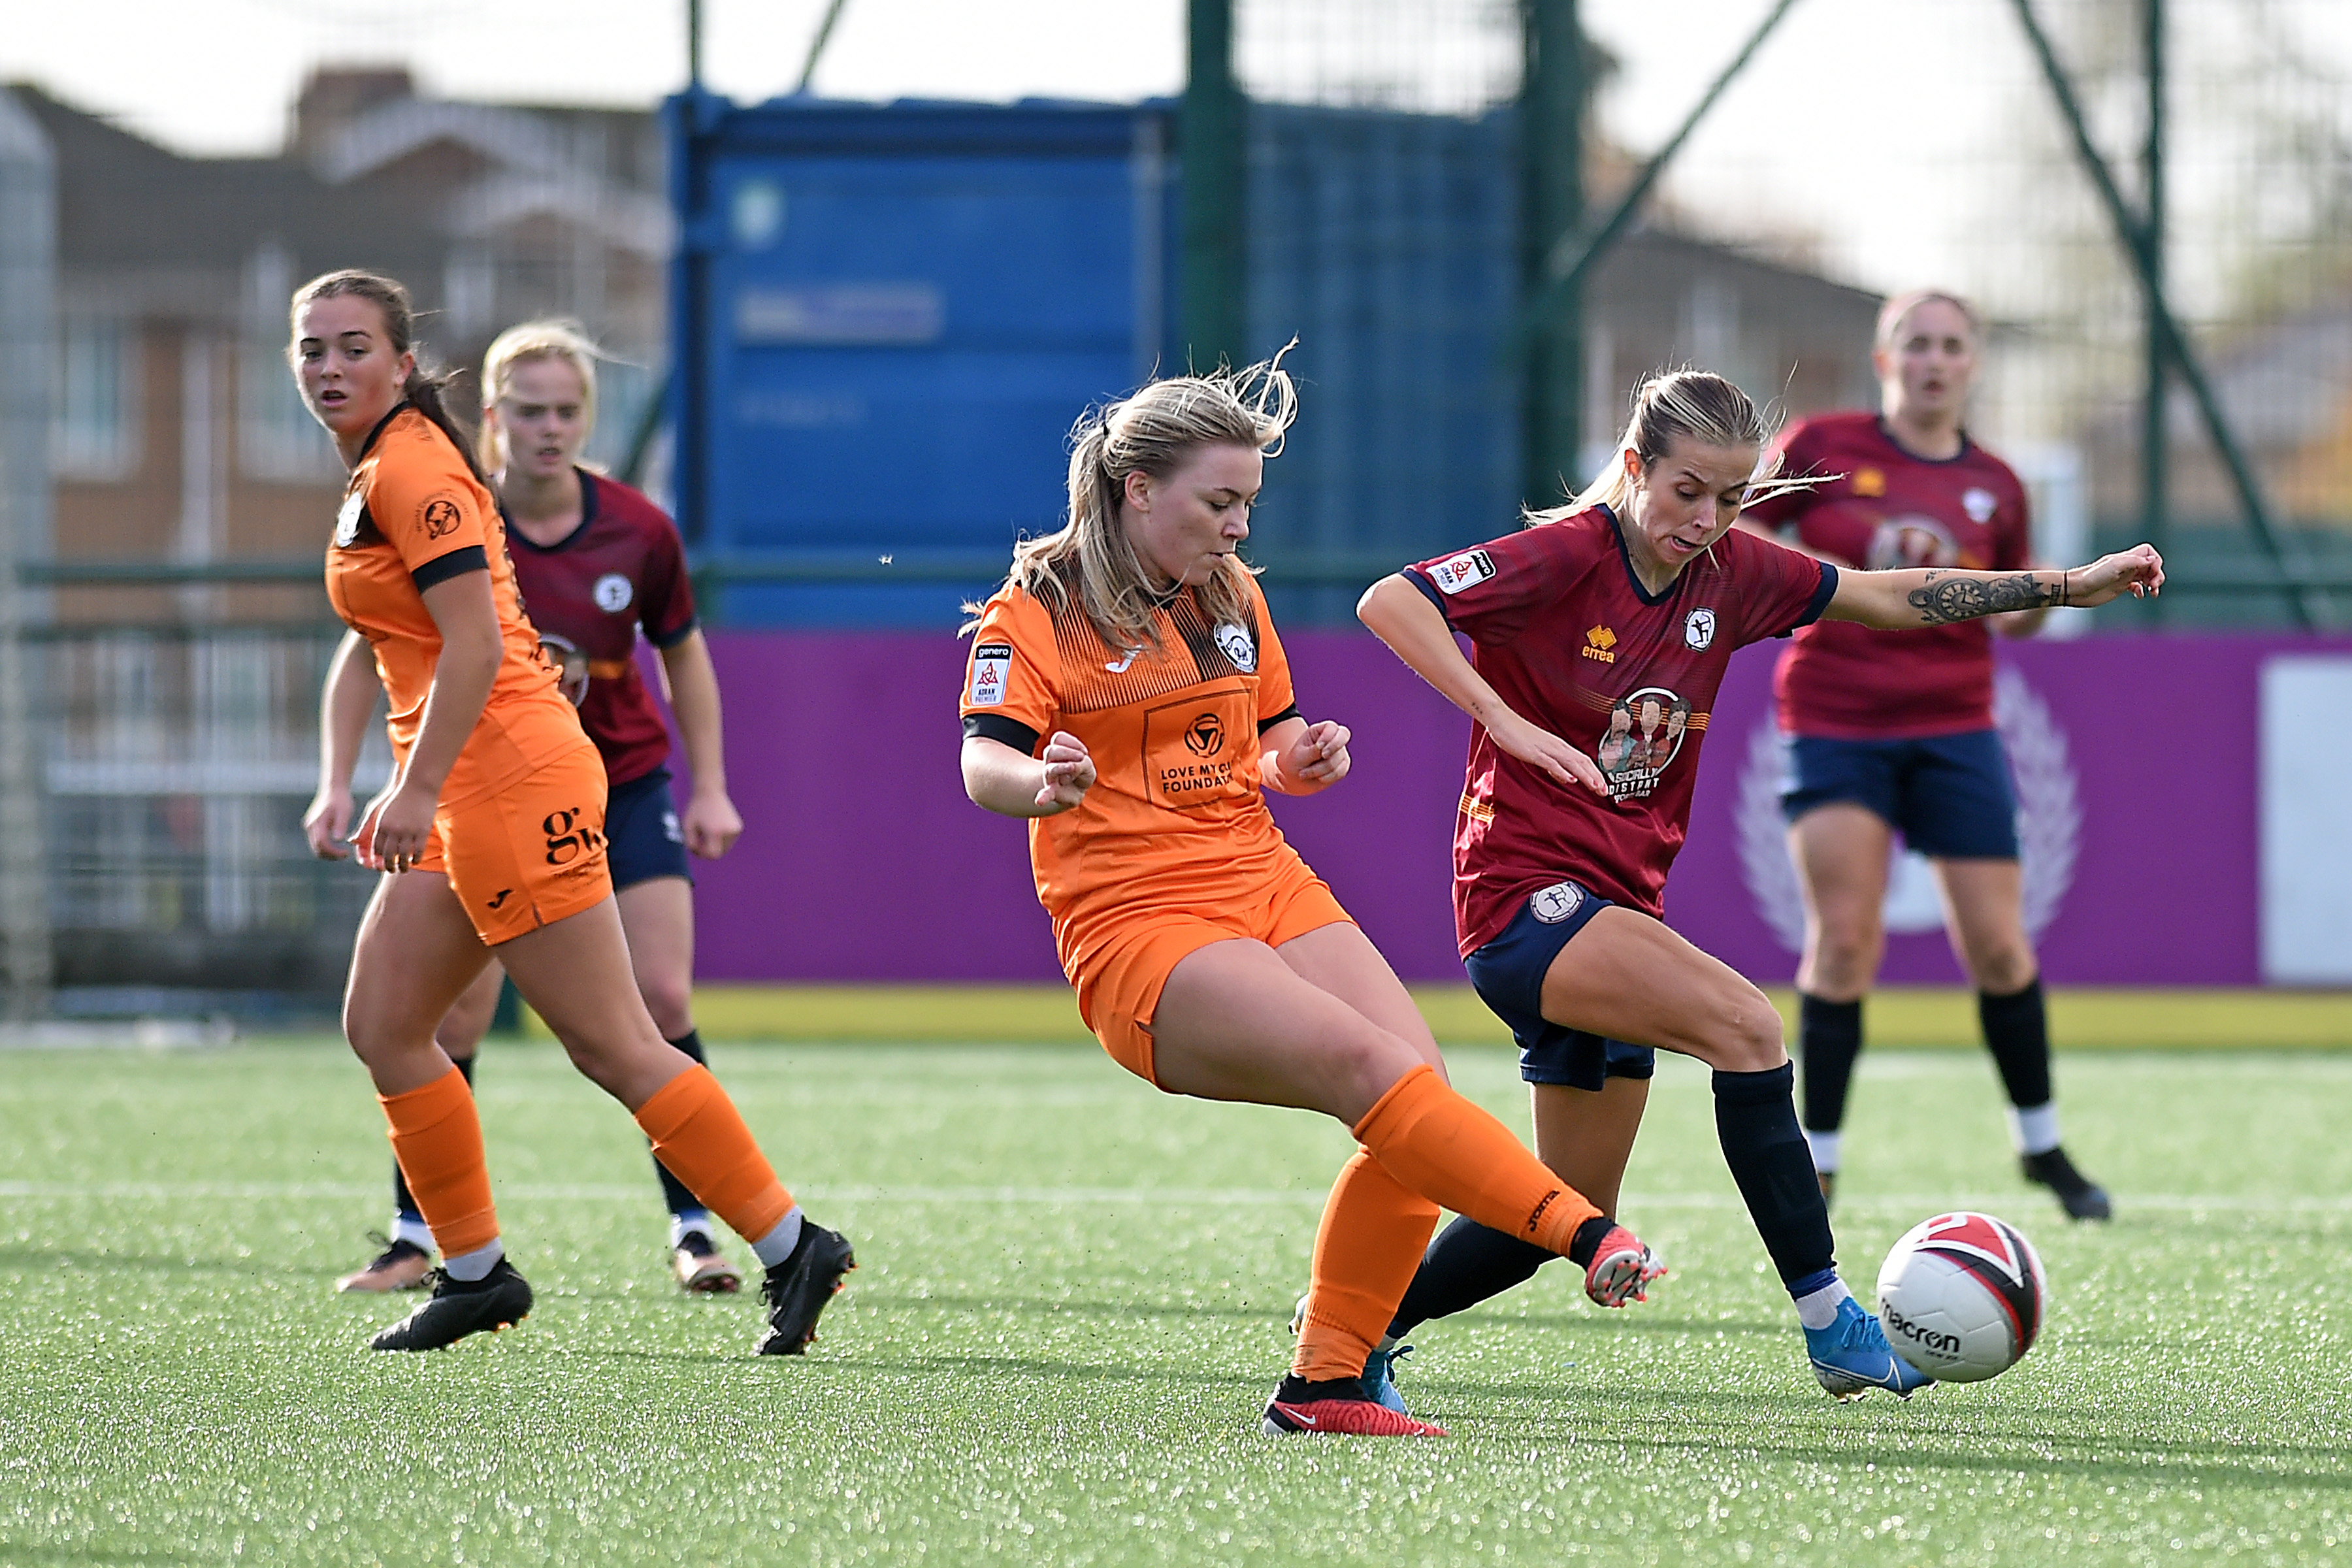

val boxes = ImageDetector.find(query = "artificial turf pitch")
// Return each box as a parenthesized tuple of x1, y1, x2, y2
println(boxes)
(2, 1041, 2347, 1565)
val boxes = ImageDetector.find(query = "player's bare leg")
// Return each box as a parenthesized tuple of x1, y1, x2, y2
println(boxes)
(343, 873, 530, 1347)
(1934, 857, 2110, 1220)
(1789, 804, 1896, 1200)
(1153, 932, 1650, 1434)
(340, 956, 500, 1294)
(1537, 906, 1929, 1398)
(1531, 1077, 1649, 1219)
(499, 896, 848, 1348)
(614, 875, 742, 1288)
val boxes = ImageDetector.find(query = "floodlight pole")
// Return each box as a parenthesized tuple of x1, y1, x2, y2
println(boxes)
(1520, 1, 1586, 510)
(2010, 0, 2327, 627)
(2140, 0, 2168, 611)
(1183, 0, 1245, 370)
(687, 0, 704, 89)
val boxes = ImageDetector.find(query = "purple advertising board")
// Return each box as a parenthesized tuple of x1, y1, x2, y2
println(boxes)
(682, 630, 2350, 988)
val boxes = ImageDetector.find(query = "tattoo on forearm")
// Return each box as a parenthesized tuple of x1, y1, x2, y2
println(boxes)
(1904, 570, 2059, 625)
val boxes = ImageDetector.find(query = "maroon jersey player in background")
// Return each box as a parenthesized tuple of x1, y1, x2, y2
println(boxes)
(310, 320, 755, 1295)
(1739, 291, 2112, 1223)
(1353, 369, 2159, 1402)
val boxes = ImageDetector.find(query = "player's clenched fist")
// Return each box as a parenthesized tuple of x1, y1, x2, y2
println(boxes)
(1033, 731, 1097, 813)
(1280, 719, 1350, 788)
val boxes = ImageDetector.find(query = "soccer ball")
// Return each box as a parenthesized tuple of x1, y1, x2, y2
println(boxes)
(1874, 1211, 2048, 1383)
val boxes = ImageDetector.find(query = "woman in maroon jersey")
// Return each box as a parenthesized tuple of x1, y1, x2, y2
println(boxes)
(1351, 368, 2159, 1399)
(309, 320, 753, 1295)
(1737, 291, 2111, 1222)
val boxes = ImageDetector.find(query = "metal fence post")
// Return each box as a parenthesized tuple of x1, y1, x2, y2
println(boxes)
(1183, 0, 1245, 370)
(1520, 0, 1584, 510)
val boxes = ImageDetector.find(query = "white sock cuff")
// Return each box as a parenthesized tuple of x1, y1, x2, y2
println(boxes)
(391, 1214, 436, 1251)
(2008, 1102, 2061, 1156)
(442, 1239, 504, 1282)
(1803, 1128, 1842, 1175)
(669, 1209, 715, 1250)
(749, 1206, 805, 1269)
(1794, 1277, 1854, 1331)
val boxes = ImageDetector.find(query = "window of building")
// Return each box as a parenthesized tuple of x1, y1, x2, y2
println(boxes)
(238, 340, 338, 480)
(53, 313, 139, 479)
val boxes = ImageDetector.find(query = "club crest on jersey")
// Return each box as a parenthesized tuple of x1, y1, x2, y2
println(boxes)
(1529, 881, 1586, 925)
(334, 491, 367, 549)
(1213, 622, 1256, 672)
(1684, 608, 1717, 651)
(1963, 487, 1998, 523)
(968, 643, 1012, 707)
(593, 572, 634, 613)
(1581, 626, 1617, 664)
(1595, 686, 1694, 803)
(1429, 549, 1496, 595)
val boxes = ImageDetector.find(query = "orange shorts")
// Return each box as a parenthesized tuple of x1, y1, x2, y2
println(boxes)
(415, 739, 612, 945)
(1073, 859, 1352, 1088)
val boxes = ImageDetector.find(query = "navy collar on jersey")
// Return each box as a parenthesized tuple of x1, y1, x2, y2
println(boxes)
(1604, 502, 1686, 608)
(502, 466, 601, 553)
(350, 400, 410, 468)
(1874, 414, 1976, 467)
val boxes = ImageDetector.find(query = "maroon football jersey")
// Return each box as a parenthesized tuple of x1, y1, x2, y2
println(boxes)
(1407, 506, 1833, 954)
(1744, 412, 2031, 739)
(506, 470, 698, 786)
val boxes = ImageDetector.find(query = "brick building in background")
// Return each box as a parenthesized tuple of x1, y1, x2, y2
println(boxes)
(18, 68, 669, 625)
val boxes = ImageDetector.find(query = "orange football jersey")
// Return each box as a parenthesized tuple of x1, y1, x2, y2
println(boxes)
(324, 406, 583, 808)
(960, 567, 1305, 980)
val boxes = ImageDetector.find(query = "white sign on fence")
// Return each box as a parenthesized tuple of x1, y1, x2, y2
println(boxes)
(2261, 656, 2352, 983)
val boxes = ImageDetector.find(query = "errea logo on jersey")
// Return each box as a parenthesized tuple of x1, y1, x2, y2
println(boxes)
(1581, 626, 1617, 664)
(968, 644, 1012, 706)
(1429, 549, 1496, 595)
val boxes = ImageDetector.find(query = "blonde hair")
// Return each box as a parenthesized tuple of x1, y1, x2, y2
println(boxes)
(1552, 368, 1801, 522)
(478, 319, 601, 474)
(976, 351, 1299, 652)
(1874, 289, 1981, 349)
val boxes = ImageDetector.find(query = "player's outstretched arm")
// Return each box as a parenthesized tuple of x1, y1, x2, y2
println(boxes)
(1357, 574, 1606, 795)
(1262, 716, 1350, 796)
(304, 629, 380, 861)
(1824, 544, 2164, 630)
(962, 732, 1096, 818)
(353, 571, 502, 873)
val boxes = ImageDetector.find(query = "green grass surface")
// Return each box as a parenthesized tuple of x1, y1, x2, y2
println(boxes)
(2, 1040, 2348, 1565)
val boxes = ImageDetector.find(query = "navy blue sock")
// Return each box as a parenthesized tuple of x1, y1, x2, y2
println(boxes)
(650, 1031, 713, 1220)
(1384, 1213, 1617, 1339)
(393, 1054, 474, 1224)
(1978, 979, 2053, 1109)
(1712, 1062, 1837, 1288)
(1798, 994, 1863, 1132)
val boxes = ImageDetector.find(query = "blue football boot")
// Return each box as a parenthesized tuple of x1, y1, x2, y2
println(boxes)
(1359, 1342, 1414, 1414)
(1805, 1296, 1935, 1401)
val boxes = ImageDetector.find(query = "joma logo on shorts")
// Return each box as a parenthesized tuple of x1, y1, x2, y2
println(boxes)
(542, 808, 606, 867)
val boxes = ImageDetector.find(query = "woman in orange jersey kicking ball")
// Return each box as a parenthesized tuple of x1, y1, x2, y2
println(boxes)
(315, 320, 751, 1298)
(289, 269, 850, 1353)
(959, 359, 1662, 1438)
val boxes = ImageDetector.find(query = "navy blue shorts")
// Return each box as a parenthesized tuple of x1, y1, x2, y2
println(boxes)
(606, 767, 693, 892)
(1778, 728, 2019, 860)
(1463, 880, 1656, 1090)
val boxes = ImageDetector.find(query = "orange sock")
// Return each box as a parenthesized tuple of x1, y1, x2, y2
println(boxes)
(632, 1064, 793, 1244)
(1294, 1151, 1440, 1382)
(1352, 1063, 1601, 1254)
(380, 1065, 500, 1258)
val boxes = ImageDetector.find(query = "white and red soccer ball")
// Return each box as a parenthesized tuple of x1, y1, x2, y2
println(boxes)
(1875, 1211, 2048, 1383)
